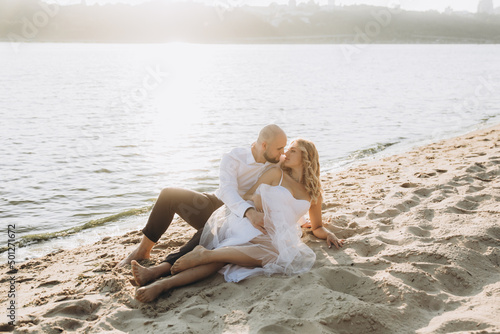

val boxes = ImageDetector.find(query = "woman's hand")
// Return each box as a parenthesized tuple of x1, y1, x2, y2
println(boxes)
(252, 194, 263, 212)
(326, 232, 344, 249)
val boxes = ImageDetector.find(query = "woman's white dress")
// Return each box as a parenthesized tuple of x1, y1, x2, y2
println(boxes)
(200, 173, 316, 283)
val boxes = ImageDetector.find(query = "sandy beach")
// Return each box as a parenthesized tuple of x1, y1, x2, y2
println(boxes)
(1, 123, 499, 334)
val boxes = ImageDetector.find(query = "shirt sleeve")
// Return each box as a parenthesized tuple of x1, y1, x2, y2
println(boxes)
(218, 152, 253, 218)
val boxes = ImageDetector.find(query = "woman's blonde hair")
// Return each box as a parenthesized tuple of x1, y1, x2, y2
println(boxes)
(285, 138, 322, 203)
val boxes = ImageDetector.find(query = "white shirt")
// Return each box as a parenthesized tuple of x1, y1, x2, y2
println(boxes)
(214, 146, 272, 218)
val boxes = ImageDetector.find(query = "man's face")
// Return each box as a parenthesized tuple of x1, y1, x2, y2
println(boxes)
(263, 133, 287, 163)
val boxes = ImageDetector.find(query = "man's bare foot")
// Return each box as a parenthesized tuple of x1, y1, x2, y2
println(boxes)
(117, 236, 156, 268)
(171, 245, 208, 275)
(135, 279, 170, 303)
(117, 247, 151, 268)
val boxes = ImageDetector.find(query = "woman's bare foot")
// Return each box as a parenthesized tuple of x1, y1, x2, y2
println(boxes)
(171, 245, 208, 275)
(131, 261, 172, 286)
(135, 279, 170, 303)
(131, 261, 155, 286)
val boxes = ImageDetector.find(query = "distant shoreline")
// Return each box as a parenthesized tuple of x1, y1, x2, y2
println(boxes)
(2, 2, 499, 46)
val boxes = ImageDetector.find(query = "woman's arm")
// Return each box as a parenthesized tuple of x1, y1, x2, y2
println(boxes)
(309, 195, 344, 249)
(241, 167, 282, 234)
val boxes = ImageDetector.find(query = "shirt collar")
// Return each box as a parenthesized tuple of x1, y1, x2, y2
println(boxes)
(246, 145, 269, 166)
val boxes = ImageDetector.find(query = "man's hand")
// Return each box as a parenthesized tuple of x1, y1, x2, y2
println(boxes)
(327, 232, 344, 249)
(251, 194, 263, 212)
(245, 208, 266, 234)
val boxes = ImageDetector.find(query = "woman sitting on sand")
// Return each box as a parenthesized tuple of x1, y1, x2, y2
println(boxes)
(132, 138, 344, 303)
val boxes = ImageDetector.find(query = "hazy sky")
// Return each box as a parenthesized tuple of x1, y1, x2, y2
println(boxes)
(54, 0, 499, 13)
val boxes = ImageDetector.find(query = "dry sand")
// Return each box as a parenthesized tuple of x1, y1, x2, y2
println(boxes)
(1, 123, 499, 334)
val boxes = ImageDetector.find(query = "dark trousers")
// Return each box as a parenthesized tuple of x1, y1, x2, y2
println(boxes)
(141, 187, 223, 265)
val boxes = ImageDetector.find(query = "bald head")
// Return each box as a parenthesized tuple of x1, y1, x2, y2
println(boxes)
(255, 124, 287, 164)
(257, 124, 286, 145)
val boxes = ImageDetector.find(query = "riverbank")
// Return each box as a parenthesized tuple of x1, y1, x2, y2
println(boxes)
(1, 122, 499, 333)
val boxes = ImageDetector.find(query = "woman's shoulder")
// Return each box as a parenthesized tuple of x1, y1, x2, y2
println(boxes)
(262, 166, 283, 178)
(257, 166, 283, 186)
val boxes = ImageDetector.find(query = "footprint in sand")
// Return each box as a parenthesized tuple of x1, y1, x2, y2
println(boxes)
(430, 194, 447, 203)
(400, 182, 420, 188)
(257, 321, 316, 334)
(413, 187, 435, 198)
(381, 250, 450, 265)
(455, 199, 480, 211)
(388, 268, 438, 293)
(441, 184, 459, 194)
(461, 234, 499, 254)
(37, 280, 62, 288)
(393, 197, 420, 212)
(467, 193, 492, 202)
(350, 238, 387, 257)
(99, 275, 128, 293)
(46, 318, 83, 331)
(406, 226, 431, 238)
(316, 267, 364, 295)
(351, 210, 366, 218)
(322, 309, 387, 333)
(432, 265, 475, 296)
(488, 156, 500, 165)
(486, 226, 500, 240)
(465, 152, 487, 158)
(367, 208, 400, 220)
(322, 202, 342, 210)
(485, 247, 500, 267)
(445, 207, 474, 215)
(43, 299, 101, 318)
(473, 172, 495, 183)
(466, 164, 486, 173)
(179, 306, 213, 320)
(415, 208, 435, 221)
(317, 267, 387, 303)
(429, 319, 490, 333)
(465, 185, 485, 193)
(376, 235, 403, 246)
(408, 260, 477, 297)
(414, 171, 437, 178)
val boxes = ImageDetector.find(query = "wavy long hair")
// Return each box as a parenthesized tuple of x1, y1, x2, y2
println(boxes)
(284, 138, 322, 204)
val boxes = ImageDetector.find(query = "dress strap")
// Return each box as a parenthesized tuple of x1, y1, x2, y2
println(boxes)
(279, 169, 284, 186)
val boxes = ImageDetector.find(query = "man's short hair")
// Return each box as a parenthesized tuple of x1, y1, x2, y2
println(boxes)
(257, 124, 284, 144)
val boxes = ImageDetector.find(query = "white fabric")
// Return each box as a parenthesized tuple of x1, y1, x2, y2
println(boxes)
(201, 182, 316, 283)
(214, 146, 271, 218)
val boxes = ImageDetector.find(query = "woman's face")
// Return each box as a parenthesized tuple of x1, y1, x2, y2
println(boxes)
(283, 142, 302, 168)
